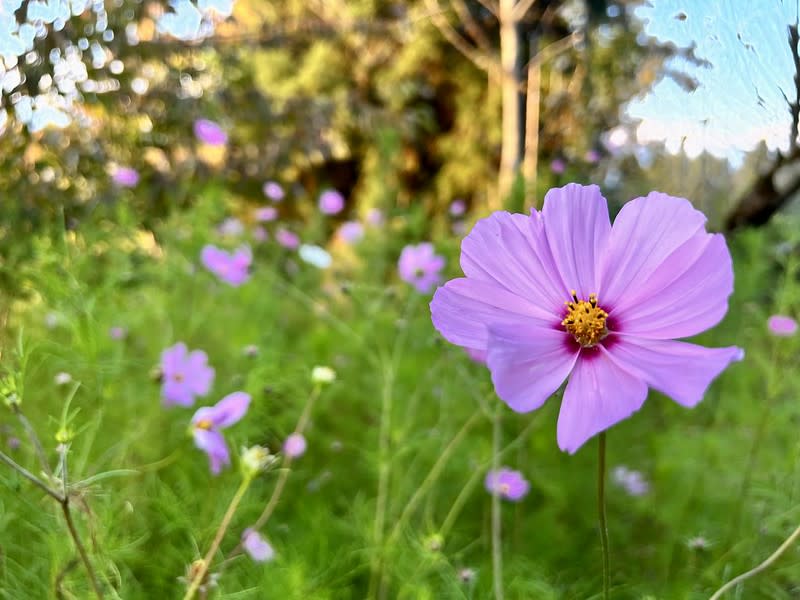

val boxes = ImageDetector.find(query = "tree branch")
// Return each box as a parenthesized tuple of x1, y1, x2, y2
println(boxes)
(512, 0, 537, 21)
(475, 0, 499, 16)
(424, 0, 499, 75)
(451, 0, 493, 51)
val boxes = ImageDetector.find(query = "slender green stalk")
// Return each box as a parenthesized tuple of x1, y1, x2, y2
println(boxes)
(183, 476, 252, 600)
(491, 410, 504, 600)
(0, 449, 63, 502)
(12, 404, 53, 477)
(59, 445, 104, 600)
(709, 522, 800, 600)
(598, 432, 610, 600)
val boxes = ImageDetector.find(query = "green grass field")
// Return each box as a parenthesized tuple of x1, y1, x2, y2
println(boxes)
(1, 197, 800, 599)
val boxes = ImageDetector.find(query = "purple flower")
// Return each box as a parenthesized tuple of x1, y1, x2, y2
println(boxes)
(112, 166, 140, 187)
(194, 118, 228, 146)
(611, 465, 650, 496)
(398, 243, 445, 294)
(485, 468, 529, 501)
(242, 528, 275, 562)
(338, 221, 364, 243)
(276, 228, 300, 250)
(450, 199, 466, 216)
(161, 343, 215, 407)
(109, 326, 127, 340)
(768, 315, 797, 337)
(319, 189, 345, 215)
(262, 180, 285, 201)
(255, 206, 278, 222)
(430, 184, 743, 453)
(585, 149, 601, 164)
(366, 208, 384, 226)
(283, 432, 307, 458)
(191, 392, 251, 474)
(200, 245, 252, 286)
(550, 158, 566, 174)
(217, 217, 244, 237)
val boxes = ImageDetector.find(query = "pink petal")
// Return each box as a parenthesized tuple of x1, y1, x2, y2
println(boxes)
(556, 350, 647, 453)
(487, 323, 578, 412)
(604, 337, 743, 407)
(460, 212, 566, 313)
(161, 342, 187, 374)
(192, 429, 230, 474)
(541, 184, 611, 299)
(430, 278, 557, 350)
(162, 379, 194, 407)
(600, 192, 706, 308)
(205, 391, 251, 428)
(610, 233, 733, 339)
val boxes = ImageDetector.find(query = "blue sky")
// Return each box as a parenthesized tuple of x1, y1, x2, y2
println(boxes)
(626, 0, 798, 164)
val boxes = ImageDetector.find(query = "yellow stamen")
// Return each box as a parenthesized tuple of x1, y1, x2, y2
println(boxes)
(562, 290, 608, 347)
(195, 418, 213, 430)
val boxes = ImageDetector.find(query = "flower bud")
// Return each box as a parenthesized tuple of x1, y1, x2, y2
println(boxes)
(311, 366, 336, 385)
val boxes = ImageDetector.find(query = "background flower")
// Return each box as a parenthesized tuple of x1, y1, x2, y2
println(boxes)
(242, 528, 275, 562)
(191, 391, 251, 474)
(485, 468, 529, 501)
(193, 118, 228, 146)
(319, 189, 345, 215)
(398, 243, 445, 294)
(262, 181, 285, 201)
(112, 166, 139, 187)
(767, 314, 797, 336)
(200, 245, 252, 286)
(160, 342, 215, 407)
(283, 432, 307, 458)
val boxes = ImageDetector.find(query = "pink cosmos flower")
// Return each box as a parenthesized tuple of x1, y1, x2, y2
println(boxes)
(161, 342, 215, 407)
(767, 315, 797, 337)
(450, 199, 467, 216)
(550, 158, 566, 174)
(194, 118, 228, 146)
(262, 181, 285, 202)
(611, 465, 649, 497)
(217, 217, 244, 237)
(430, 184, 743, 453)
(190, 391, 251, 474)
(319, 189, 345, 215)
(283, 432, 307, 458)
(253, 226, 269, 242)
(112, 166, 140, 187)
(485, 468, 529, 501)
(255, 206, 278, 222)
(276, 228, 300, 249)
(200, 245, 252, 286)
(585, 149, 601, 164)
(398, 243, 445, 294)
(109, 326, 127, 340)
(366, 208, 384, 226)
(338, 221, 364, 243)
(242, 528, 275, 562)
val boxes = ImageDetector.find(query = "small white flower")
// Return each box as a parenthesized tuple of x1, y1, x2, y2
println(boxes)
(311, 366, 336, 385)
(54, 372, 72, 386)
(298, 244, 332, 269)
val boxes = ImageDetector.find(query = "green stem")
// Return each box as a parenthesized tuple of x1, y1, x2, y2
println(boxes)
(0, 449, 63, 502)
(598, 432, 610, 600)
(182, 476, 252, 600)
(491, 410, 504, 600)
(709, 522, 800, 600)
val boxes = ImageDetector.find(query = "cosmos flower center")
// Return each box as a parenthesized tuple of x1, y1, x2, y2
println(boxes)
(561, 290, 608, 347)
(195, 418, 213, 431)
(498, 482, 510, 494)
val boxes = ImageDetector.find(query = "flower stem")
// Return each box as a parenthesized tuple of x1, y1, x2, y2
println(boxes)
(491, 409, 504, 600)
(598, 432, 610, 600)
(0, 449, 63, 501)
(183, 476, 252, 600)
(708, 522, 800, 600)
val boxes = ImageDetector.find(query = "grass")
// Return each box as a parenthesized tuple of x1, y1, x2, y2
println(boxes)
(1, 197, 800, 599)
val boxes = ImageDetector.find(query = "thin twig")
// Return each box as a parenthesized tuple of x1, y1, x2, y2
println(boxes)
(475, 0, 499, 15)
(60, 498, 104, 599)
(708, 522, 800, 600)
(424, 0, 499, 75)
(0, 449, 63, 502)
(512, 0, 537, 21)
(451, 0, 492, 50)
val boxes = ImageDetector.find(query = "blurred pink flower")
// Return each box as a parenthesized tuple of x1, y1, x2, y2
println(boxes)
(242, 528, 275, 562)
(485, 468, 529, 501)
(262, 181, 285, 201)
(283, 432, 307, 458)
(398, 243, 445, 294)
(252, 226, 269, 242)
(550, 158, 566, 174)
(191, 392, 251, 474)
(768, 314, 797, 336)
(194, 118, 228, 146)
(338, 221, 364, 243)
(112, 166, 140, 187)
(450, 199, 466, 216)
(109, 326, 127, 340)
(255, 206, 278, 222)
(161, 342, 215, 407)
(276, 228, 300, 250)
(319, 189, 345, 215)
(366, 208, 384, 226)
(200, 245, 252, 286)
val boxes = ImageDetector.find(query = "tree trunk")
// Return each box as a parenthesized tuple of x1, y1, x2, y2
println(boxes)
(496, 0, 525, 208)
(522, 31, 540, 208)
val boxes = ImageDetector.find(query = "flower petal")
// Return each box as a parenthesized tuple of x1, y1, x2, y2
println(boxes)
(600, 192, 706, 308)
(204, 391, 251, 428)
(487, 323, 578, 413)
(604, 337, 743, 407)
(162, 379, 194, 407)
(460, 211, 566, 313)
(431, 278, 557, 350)
(541, 184, 611, 298)
(187, 350, 214, 395)
(610, 232, 733, 339)
(556, 350, 647, 454)
(161, 342, 187, 375)
(242, 529, 275, 562)
(193, 429, 229, 475)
